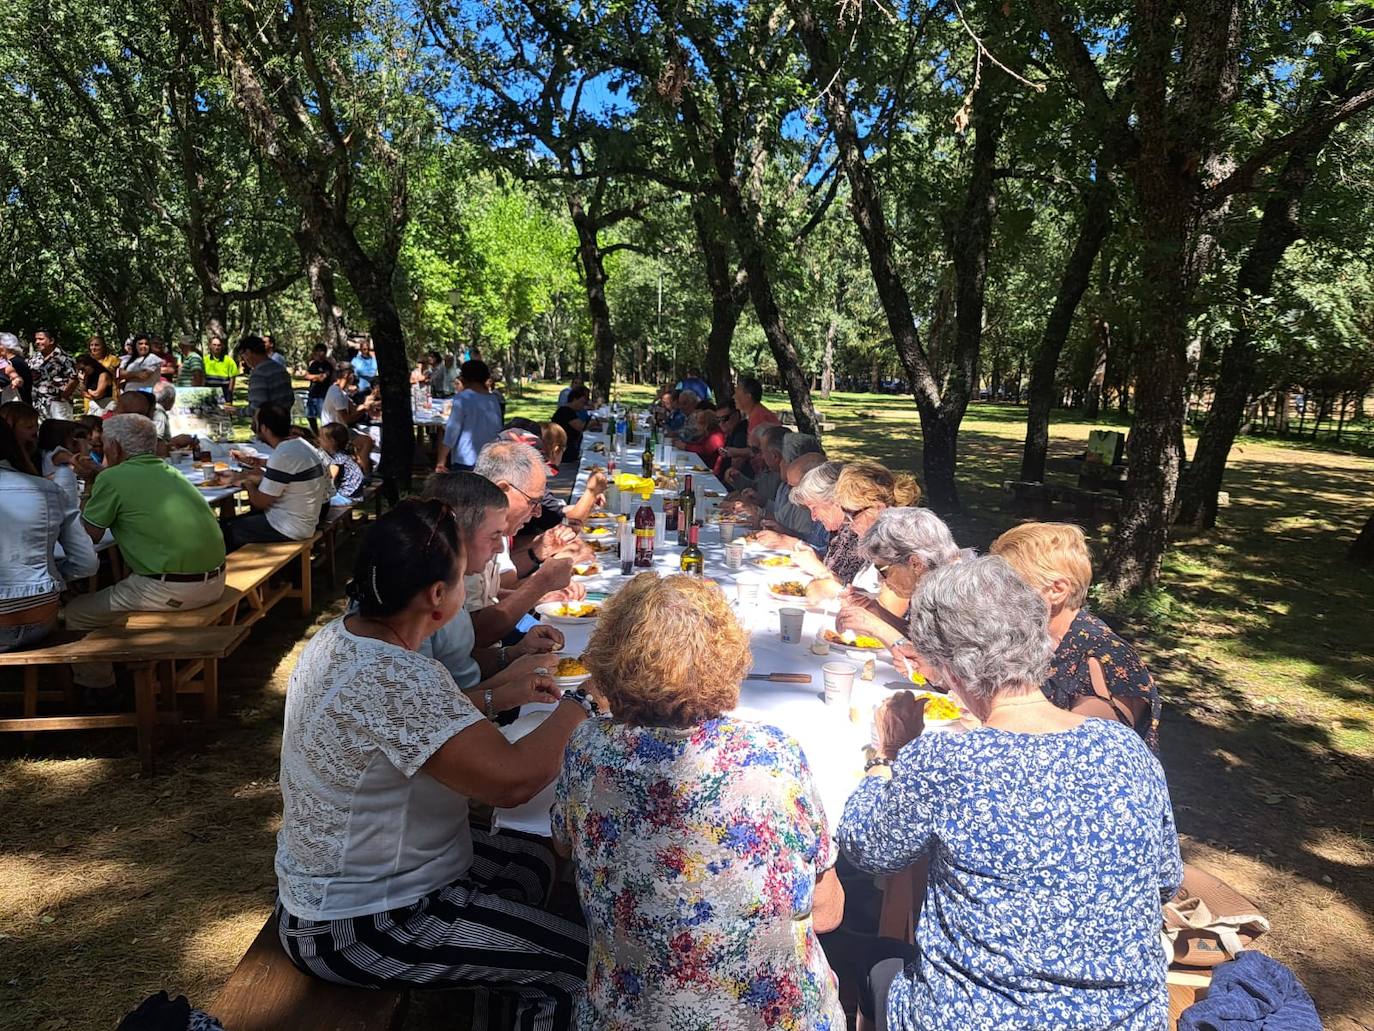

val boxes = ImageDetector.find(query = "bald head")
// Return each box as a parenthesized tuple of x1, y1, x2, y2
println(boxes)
(786, 451, 825, 488)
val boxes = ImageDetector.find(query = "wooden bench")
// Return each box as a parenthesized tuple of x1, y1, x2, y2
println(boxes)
(126, 587, 246, 720)
(225, 537, 317, 625)
(1003, 480, 1123, 522)
(0, 625, 248, 773)
(210, 915, 406, 1031)
(316, 504, 364, 588)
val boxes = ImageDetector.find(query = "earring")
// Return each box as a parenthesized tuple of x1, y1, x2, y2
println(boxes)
(432, 609, 443, 621)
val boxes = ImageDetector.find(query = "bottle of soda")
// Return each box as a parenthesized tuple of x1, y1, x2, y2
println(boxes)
(677, 474, 695, 546)
(679, 523, 704, 577)
(633, 489, 656, 568)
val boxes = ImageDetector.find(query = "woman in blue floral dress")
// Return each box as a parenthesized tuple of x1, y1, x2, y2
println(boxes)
(840, 557, 1182, 1031)
(552, 573, 846, 1031)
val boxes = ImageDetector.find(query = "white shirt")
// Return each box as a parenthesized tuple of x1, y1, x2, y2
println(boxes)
(462, 538, 516, 613)
(121, 354, 162, 390)
(321, 383, 352, 427)
(441, 389, 503, 468)
(276, 618, 484, 920)
(260, 437, 332, 539)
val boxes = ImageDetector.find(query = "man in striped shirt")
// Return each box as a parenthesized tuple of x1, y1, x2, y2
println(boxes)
(222, 404, 331, 550)
(235, 335, 294, 417)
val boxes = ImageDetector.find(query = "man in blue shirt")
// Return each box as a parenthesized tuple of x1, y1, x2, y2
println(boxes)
(436, 359, 503, 471)
(675, 369, 712, 404)
(350, 338, 378, 393)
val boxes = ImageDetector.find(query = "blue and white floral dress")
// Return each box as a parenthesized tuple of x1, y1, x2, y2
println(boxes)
(839, 719, 1182, 1031)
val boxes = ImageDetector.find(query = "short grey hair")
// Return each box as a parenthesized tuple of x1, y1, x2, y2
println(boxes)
(791, 460, 844, 506)
(474, 439, 543, 488)
(781, 432, 823, 464)
(0, 332, 18, 354)
(153, 381, 177, 409)
(907, 556, 1052, 702)
(103, 414, 158, 458)
(757, 423, 787, 454)
(422, 470, 509, 541)
(861, 508, 965, 570)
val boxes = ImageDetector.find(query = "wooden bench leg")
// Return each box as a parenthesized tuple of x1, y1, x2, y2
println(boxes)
(203, 658, 219, 722)
(299, 549, 312, 616)
(325, 529, 337, 589)
(22, 667, 38, 743)
(133, 664, 158, 775)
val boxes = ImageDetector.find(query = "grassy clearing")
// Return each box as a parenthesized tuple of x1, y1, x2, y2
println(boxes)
(2, 383, 1372, 1029)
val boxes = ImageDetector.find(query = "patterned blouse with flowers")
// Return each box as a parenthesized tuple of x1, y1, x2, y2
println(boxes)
(822, 524, 867, 586)
(1045, 609, 1161, 751)
(552, 716, 845, 1031)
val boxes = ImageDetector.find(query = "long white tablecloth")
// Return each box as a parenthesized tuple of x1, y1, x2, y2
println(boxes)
(496, 432, 913, 836)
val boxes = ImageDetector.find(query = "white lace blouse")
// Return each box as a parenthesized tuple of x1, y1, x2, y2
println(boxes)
(275, 617, 484, 921)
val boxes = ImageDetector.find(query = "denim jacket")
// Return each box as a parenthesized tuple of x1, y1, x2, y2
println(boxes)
(0, 460, 99, 606)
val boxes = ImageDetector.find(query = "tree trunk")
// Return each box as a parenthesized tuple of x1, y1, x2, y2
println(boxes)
(1021, 178, 1113, 481)
(296, 232, 350, 357)
(1100, 189, 1199, 596)
(788, 2, 998, 511)
(822, 314, 837, 399)
(1178, 156, 1320, 528)
(568, 195, 616, 402)
(691, 197, 745, 404)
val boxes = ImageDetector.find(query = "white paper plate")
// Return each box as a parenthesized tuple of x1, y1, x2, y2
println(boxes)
(580, 527, 616, 542)
(535, 601, 602, 625)
(571, 564, 606, 581)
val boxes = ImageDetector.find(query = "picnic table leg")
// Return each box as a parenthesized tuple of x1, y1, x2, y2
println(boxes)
(133, 663, 157, 775)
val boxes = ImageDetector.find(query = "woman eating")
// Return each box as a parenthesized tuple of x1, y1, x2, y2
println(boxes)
(785, 461, 921, 603)
(839, 556, 1181, 1031)
(553, 573, 845, 1031)
(835, 507, 966, 650)
(990, 521, 1162, 749)
(0, 419, 98, 652)
(275, 499, 590, 1028)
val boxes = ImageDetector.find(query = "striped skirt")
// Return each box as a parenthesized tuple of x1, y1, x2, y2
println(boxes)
(277, 829, 587, 1031)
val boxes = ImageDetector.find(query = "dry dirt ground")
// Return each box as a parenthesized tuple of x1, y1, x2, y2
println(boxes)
(2, 395, 1371, 1030)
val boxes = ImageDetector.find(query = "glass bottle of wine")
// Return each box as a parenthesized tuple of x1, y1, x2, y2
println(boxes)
(679, 523, 704, 576)
(677, 474, 695, 546)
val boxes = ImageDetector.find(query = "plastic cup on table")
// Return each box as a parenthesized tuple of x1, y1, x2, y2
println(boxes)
(720, 519, 737, 544)
(821, 661, 857, 708)
(779, 607, 805, 645)
(725, 541, 745, 570)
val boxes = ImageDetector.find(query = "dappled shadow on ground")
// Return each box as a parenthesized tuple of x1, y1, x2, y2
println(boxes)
(0, 554, 354, 1030)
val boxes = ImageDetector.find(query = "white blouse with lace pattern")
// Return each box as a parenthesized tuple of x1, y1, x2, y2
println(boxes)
(275, 617, 484, 921)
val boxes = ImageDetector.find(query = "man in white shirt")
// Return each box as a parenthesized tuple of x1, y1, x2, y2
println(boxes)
(223, 403, 331, 550)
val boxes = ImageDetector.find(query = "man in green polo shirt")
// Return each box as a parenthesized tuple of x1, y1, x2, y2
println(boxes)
(64, 413, 226, 688)
(175, 335, 205, 387)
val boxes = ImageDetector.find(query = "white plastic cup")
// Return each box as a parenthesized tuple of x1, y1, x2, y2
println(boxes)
(822, 661, 857, 707)
(779, 607, 805, 645)
(619, 491, 634, 516)
(725, 541, 745, 570)
(720, 518, 736, 544)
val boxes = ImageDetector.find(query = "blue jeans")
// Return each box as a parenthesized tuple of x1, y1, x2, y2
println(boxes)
(0, 618, 56, 653)
(305, 397, 325, 419)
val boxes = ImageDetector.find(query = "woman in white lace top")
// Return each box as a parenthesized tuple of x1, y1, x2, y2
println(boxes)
(274, 499, 595, 1029)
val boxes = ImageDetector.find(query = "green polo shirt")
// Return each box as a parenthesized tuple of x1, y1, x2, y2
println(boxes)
(83, 454, 226, 575)
(176, 350, 205, 386)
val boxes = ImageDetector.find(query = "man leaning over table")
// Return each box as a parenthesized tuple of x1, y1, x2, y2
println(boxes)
(221, 404, 332, 551)
(466, 440, 590, 648)
(65, 414, 226, 689)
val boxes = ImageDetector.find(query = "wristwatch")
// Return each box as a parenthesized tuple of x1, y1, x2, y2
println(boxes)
(483, 689, 495, 720)
(497, 644, 508, 669)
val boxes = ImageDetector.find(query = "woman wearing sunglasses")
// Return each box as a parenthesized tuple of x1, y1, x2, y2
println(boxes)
(787, 461, 922, 604)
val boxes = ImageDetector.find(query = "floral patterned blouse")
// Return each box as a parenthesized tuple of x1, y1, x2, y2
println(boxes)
(552, 716, 845, 1031)
(823, 524, 867, 586)
(1046, 609, 1161, 751)
(839, 720, 1182, 1031)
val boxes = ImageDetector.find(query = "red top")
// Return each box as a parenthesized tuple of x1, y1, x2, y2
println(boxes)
(747, 403, 780, 435)
(681, 429, 727, 471)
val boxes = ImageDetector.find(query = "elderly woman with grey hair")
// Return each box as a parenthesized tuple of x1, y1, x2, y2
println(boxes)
(836, 507, 967, 651)
(838, 556, 1181, 1031)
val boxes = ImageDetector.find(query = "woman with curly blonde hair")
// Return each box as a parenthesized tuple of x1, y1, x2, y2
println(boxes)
(552, 573, 845, 1030)
(788, 460, 923, 604)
